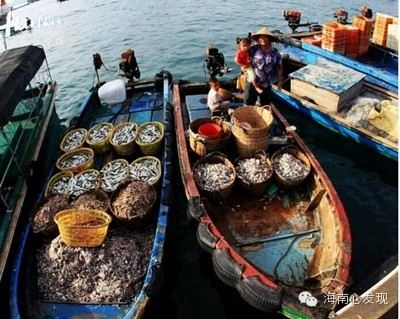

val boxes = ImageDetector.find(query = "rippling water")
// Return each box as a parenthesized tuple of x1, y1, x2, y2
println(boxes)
(3, 1, 398, 318)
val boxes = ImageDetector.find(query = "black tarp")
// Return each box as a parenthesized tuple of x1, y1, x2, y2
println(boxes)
(0, 45, 45, 127)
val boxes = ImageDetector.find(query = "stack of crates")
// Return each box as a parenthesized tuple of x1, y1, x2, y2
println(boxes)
(352, 16, 373, 57)
(386, 18, 398, 51)
(344, 26, 360, 58)
(301, 35, 322, 47)
(371, 13, 394, 47)
(321, 22, 346, 54)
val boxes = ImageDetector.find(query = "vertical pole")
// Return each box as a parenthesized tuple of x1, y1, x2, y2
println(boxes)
(1, 30, 6, 50)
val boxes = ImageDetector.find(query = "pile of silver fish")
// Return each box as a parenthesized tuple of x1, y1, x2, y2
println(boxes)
(130, 158, 161, 185)
(236, 158, 272, 184)
(195, 163, 235, 192)
(58, 153, 91, 170)
(112, 124, 137, 145)
(37, 227, 154, 303)
(274, 153, 310, 181)
(100, 160, 129, 192)
(62, 130, 86, 151)
(70, 170, 100, 197)
(49, 175, 73, 196)
(137, 124, 161, 144)
(88, 123, 112, 143)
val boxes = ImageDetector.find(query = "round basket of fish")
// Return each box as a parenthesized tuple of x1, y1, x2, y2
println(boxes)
(59, 128, 87, 152)
(110, 122, 138, 156)
(193, 152, 236, 201)
(234, 150, 273, 196)
(272, 146, 311, 188)
(99, 159, 130, 192)
(70, 189, 110, 212)
(45, 171, 74, 198)
(31, 195, 70, 237)
(136, 121, 164, 155)
(56, 147, 95, 174)
(110, 181, 157, 228)
(69, 169, 100, 197)
(130, 156, 162, 186)
(86, 122, 114, 154)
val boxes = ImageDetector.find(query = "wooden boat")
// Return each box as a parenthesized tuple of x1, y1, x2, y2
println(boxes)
(173, 80, 351, 319)
(271, 56, 398, 160)
(10, 71, 173, 318)
(275, 34, 398, 93)
(0, 45, 57, 282)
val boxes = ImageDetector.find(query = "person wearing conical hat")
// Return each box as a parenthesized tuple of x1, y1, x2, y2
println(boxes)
(244, 27, 283, 106)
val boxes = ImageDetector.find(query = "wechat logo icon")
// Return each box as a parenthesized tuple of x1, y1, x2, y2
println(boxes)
(298, 291, 318, 307)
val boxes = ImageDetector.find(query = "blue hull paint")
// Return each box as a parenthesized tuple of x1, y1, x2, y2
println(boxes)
(279, 42, 398, 93)
(10, 79, 173, 318)
(272, 90, 397, 161)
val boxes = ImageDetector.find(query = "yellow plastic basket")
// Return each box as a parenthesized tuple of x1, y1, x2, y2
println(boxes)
(136, 121, 165, 155)
(45, 171, 74, 197)
(56, 147, 95, 173)
(54, 209, 112, 247)
(86, 122, 114, 154)
(60, 128, 88, 152)
(110, 122, 138, 156)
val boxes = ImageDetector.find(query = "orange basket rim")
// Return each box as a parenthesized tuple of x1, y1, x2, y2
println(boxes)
(54, 208, 112, 228)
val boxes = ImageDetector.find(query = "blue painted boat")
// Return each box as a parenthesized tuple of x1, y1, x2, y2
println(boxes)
(10, 71, 173, 318)
(174, 80, 351, 319)
(276, 38, 398, 93)
(271, 56, 398, 160)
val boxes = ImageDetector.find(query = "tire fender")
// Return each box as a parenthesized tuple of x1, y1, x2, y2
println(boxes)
(212, 248, 243, 288)
(196, 221, 217, 253)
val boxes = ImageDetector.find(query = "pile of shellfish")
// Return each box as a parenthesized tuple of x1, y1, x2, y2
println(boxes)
(194, 163, 235, 192)
(274, 153, 310, 181)
(236, 158, 272, 184)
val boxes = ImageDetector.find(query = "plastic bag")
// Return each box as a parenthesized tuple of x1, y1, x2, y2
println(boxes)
(367, 100, 398, 141)
(98, 79, 126, 105)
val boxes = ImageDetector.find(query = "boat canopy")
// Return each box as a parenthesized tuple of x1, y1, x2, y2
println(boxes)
(0, 45, 45, 127)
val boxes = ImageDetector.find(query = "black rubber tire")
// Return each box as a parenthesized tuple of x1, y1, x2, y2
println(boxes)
(212, 248, 243, 288)
(196, 222, 217, 253)
(236, 276, 282, 313)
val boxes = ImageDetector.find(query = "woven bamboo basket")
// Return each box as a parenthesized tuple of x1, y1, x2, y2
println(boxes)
(189, 117, 231, 157)
(136, 121, 165, 155)
(271, 146, 311, 188)
(54, 209, 112, 247)
(60, 128, 87, 152)
(231, 106, 273, 157)
(86, 122, 114, 154)
(130, 156, 162, 186)
(45, 171, 74, 197)
(56, 147, 95, 174)
(70, 189, 110, 212)
(193, 152, 236, 201)
(110, 122, 138, 156)
(234, 149, 274, 196)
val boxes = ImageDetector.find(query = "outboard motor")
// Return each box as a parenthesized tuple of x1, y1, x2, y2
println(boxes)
(334, 9, 348, 24)
(283, 10, 319, 33)
(205, 45, 229, 77)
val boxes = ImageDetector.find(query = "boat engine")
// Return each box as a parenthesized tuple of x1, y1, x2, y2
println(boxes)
(205, 45, 229, 77)
(283, 10, 320, 33)
(334, 9, 348, 24)
(360, 5, 373, 19)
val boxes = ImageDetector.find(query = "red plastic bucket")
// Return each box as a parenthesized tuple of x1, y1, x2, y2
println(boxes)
(198, 123, 222, 139)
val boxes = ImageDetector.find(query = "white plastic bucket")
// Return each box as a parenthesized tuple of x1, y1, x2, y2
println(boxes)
(98, 79, 126, 105)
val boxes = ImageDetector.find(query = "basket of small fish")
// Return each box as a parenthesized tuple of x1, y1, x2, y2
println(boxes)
(99, 159, 130, 192)
(136, 121, 165, 155)
(86, 122, 114, 154)
(31, 195, 70, 237)
(189, 117, 231, 157)
(193, 152, 236, 201)
(272, 145, 311, 188)
(45, 171, 74, 197)
(60, 128, 88, 152)
(234, 150, 274, 196)
(56, 147, 95, 174)
(110, 181, 157, 228)
(69, 169, 100, 197)
(110, 122, 138, 156)
(130, 156, 162, 186)
(70, 189, 110, 211)
(54, 209, 112, 247)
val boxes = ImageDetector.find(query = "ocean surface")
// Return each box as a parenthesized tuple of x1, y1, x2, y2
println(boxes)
(3, 0, 398, 318)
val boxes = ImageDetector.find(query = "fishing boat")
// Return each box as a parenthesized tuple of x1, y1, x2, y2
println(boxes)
(274, 9, 398, 93)
(271, 56, 398, 160)
(10, 66, 173, 318)
(173, 80, 351, 319)
(0, 45, 57, 282)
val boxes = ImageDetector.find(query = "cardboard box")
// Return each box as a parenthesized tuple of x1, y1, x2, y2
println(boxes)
(289, 62, 365, 112)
